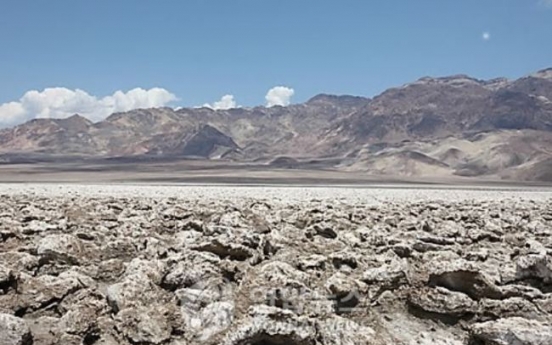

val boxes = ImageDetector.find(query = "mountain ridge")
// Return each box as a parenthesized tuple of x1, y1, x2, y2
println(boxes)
(2, 68, 552, 181)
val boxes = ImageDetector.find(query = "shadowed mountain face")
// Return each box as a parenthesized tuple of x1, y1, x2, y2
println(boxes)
(176, 124, 240, 158)
(2, 68, 552, 181)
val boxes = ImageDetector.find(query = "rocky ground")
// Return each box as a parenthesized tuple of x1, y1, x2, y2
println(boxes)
(0, 184, 551, 345)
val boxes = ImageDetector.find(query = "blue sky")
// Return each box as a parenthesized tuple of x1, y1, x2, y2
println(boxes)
(0, 1, 551, 125)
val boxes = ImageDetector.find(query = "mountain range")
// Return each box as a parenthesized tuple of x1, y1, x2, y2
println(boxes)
(2, 68, 552, 182)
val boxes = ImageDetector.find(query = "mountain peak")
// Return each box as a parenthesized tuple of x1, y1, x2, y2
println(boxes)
(53, 114, 93, 132)
(530, 68, 552, 80)
(410, 74, 482, 88)
(61, 114, 92, 124)
(307, 94, 370, 106)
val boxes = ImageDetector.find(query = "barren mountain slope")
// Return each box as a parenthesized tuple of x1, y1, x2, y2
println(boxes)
(2, 68, 552, 181)
(338, 130, 552, 181)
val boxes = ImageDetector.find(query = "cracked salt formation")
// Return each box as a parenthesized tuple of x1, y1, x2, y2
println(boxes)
(0, 184, 551, 344)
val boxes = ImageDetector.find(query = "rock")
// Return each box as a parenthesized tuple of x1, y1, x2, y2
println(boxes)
(0, 264, 15, 293)
(408, 287, 476, 322)
(58, 333, 82, 345)
(427, 260, 503, 300)
(499, 284, 544, 300)
(0, 252, 39, 274)
(469, 317, 552, 345)
(58, 289, 110, 336)
(37, 234, 83, 265)
(93, 316, 125, 345)
(188, 301, 235, 342)
(465, 249, 489, 261)
(391, 243, 412, 258)
(0, 313, 32, 345)
(13, 272, 84, 313)
(106, 273, 168, 312)
(22, 220, 57, 235)
(162, 251, 221, 291)
(478, 297, 544, 321)
(221, 306, 317, 345)
(176, 276, 233, 312)
(377, 310, 467, 345)
(123, 258, 166, 285)
(296, 254, 327, 271)
(515, 253, 552, 288)
(99, 238, 137, 261)
(316, 316, 377, 345)
(413, 241, 445, 253)
(95, 259, 125, 281)
(27, 316, 60, 345)
(362, 259, 409, 289)
(329, 251, 359, 270)
(250, 261, 310, 289)
(238, 261, 311, 314)
(417, 235, 456, 246)
(434, 221, 463, 238)
(162, 207, 192, 221)
(192, 238, 254, 261)
(115, 305, 174, 345)
(310, 223, 338, 239)
(325, 273, 362, 312)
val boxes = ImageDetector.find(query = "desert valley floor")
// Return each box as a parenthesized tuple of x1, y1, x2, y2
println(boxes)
(1, 183, 552, 345)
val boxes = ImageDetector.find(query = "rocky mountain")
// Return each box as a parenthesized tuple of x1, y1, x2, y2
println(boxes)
(2, 68, 552, 181)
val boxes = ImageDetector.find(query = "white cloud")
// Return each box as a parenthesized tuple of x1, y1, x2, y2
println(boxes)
(482, 32, 491, 41)
(202, 94, 238, 110)
(0, 102, 25, 124)
(0, 87, 177, 127)
(265, 86, 295, 107)
(539, 0, 552, 8)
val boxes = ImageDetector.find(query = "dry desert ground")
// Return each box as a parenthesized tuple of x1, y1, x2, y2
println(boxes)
(1, 183, 552, 345)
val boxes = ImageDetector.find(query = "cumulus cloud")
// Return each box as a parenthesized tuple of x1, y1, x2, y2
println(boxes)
(482, 32, 491, 41)
(0, 87, 177, 127)
(202, 94, 238, 110)
(265, 86, 295, 107)
(0, 102, 25, 124)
